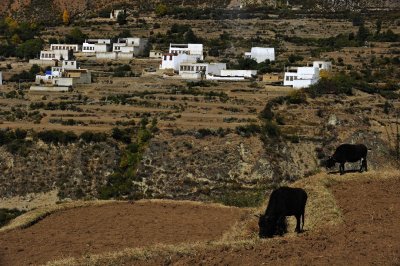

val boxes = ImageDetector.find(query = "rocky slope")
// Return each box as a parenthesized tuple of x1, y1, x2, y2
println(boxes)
(1, 0, 398, 23)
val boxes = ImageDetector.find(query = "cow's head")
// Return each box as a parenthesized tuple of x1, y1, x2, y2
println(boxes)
(325, 156, 336, 169)
(258, 214, 275, 238)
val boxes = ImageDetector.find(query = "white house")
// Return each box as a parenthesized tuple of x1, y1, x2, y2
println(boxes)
(245, 47, 275, 63)
(149, 50, 163, 59)
(82, 39, 112, 53)
(50, 44, 81, 52)
(112, 38, 148, 56)
(179, 62, 226, 79)
(110, 9, 125, 20)
(313, 61, 332, 71)
(40, 50, 71, 61)
(160, 53, 200, 71)
(169, 43, 204, 60)
(62, 60, 79, 70)
(284, 67, 320, 89)
(35, 60, 90, 86)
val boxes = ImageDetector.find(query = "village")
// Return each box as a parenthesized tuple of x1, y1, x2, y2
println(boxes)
(0, 8, 334, 92)
(0, 1, 400, 265)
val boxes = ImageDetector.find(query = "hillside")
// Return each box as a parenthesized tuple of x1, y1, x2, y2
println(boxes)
(0, 171, 398, 265)
(1, 0, 399, 24)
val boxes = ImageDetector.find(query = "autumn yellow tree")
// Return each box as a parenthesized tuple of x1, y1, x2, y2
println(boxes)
(62, 10, 70, 25)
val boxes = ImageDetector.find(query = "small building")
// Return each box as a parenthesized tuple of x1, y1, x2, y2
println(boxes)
(313, 61, 332, 71)
(82, 39, 112, 53)
(110, 9, 125, 20)
(169, 43, 204, 60)
(50, 44, 81, 52)
(112, 38, 148, 56)
(179, 62, 226, 79)
(62, 60, 79, 70)
(245, 47, 275, 63)
(160, 53, 200, 72)
(34, 60, 91, 87)
(40, 50, 72, 61)
(64, 69, 91, 84)
(262, 73, 283, 83)
(149, 50, 163, 59)
(284, 67, 320, 89)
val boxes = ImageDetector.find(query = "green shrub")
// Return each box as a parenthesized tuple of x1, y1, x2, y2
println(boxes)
(215, 189, 265, 208)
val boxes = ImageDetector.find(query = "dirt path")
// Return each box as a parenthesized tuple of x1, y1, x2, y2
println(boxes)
(135, 178, 400, 265)
(0, 201, 247, 266)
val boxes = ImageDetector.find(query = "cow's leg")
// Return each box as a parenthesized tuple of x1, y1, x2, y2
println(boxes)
(295, 215, 301, 233)
(301, 212, 305, 231)
(339, 163, 345, 175)
(363, 158, 368, 172)
(359, 159, 364, 172)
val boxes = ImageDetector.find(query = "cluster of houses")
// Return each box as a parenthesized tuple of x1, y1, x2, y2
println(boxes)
(33, 37, 148, 65)
(15, 36, 332, 91)
(30, 60, 91, 92)
(157, 44, 274, 81)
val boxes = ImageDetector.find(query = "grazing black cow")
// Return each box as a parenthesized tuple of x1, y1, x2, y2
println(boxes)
(258, 187, 307, 238)
(326, 144, 368, 175)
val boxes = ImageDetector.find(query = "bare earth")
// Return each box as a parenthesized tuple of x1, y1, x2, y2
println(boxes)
(0, 201, 247, 266)
(134, 178, 400, 265)
(1, 178, 400, 265)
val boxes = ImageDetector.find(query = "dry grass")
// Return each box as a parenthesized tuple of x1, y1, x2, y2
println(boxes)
(42, 169, 399, 266)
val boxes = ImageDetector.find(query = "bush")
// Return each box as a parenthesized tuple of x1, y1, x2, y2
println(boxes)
(235, 124, 261, 137)
(80, 131, 107, 143)
(37, 130, 78, 144)
(262, 120, 281, 138)
(304, 74, 354, 97)
(215, 189, 265, 208)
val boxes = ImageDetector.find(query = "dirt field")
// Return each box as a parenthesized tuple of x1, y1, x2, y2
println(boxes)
(0, 177, 399, 265)
(137, 178, 400, 266)
(0, 201, 247, 266)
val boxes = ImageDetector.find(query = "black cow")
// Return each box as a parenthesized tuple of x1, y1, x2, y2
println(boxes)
(258, 187, 307, 238)
(325, 144, 368, 175)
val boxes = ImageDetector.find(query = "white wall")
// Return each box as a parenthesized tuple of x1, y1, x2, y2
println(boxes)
(53, 78, 75, 86)
(62, 60, 78, 70)
(50, 44, 81, 52)
(150, 50, 163, 58)
(313, 61, 332, 71)
(284, 67, 320, 88)
(96, 52, 117, 59)
(169, 43, 203, 60)
(82, 43, 96, 53)
(40, 50, 70, 61)
(30, 86, 71, 92)
(220, 69, 257, 78)
(250, 47, 275, 63)
(161, 54, 199, 71)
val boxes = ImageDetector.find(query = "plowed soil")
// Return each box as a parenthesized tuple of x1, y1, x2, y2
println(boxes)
(0, 201, 247, 266)
(1, 178, 400, 266)
(138, 178, 400, 265)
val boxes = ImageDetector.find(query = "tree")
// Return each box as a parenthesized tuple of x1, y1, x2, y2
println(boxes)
(65, 27, 87, 44)
(15, 39, 43, 59)
(117, 12, 127, 25)
(63, 10, 70, 26)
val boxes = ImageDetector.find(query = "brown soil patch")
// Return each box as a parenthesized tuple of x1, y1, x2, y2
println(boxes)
(132, 178, 400, 265)
(0, 201, 247, 266)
